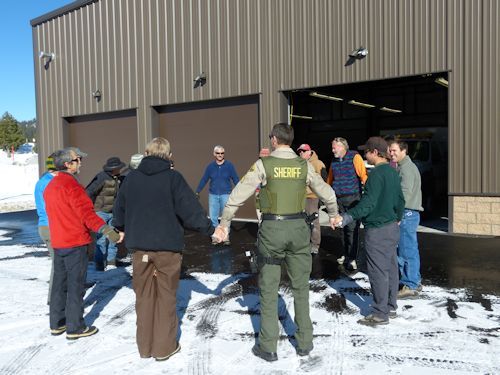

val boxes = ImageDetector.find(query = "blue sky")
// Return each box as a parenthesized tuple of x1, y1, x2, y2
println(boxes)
(0, 1, 74, 122)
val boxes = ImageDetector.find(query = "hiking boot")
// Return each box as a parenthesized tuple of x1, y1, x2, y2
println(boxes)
(358, 314, 389, 326)
(310, 246, 319, 255)
(389, 310, 397, 319)
(296, 343, 314, 356)
(397, 285, 419, 299)
(66, 326, 99, 340)
(336, 255, 345, 265)
(252, 344, 278, 362)
(50, 325, 66, 336)
(155, 343, 181, 361)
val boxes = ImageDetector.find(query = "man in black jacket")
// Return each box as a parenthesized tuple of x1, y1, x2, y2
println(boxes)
(86, 156, 126, 270)
(113, 137, 214, 361)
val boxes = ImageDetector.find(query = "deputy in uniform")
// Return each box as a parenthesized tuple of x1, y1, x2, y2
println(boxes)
(214, 123, 339, 361)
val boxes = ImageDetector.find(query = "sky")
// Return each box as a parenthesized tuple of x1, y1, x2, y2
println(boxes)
(0, 1, 74, 122)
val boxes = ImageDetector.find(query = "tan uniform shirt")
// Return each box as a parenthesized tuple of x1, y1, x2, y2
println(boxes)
(220, 147, 338, 228)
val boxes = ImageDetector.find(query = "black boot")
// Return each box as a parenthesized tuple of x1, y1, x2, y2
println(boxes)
(252, 344, 278, 362)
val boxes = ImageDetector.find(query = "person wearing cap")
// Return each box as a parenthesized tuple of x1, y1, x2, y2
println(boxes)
(86, 156, 126, 270)
(34, 152, 58, 305)
(44, 147, 121, 340)
(195, 145, 240, 245)
(113, 137, 214, 361)
(297, 143, 327, 254)
(213, 123, 339, 361)
(327, 137, 368, 271)
(334, 137, 405, 326)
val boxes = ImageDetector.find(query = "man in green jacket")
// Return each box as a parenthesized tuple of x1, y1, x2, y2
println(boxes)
(335, 137, 405, 326)
(214, 123, 339, 361)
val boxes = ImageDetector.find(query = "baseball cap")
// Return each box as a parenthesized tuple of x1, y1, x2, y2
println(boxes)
(296, 144, 311, 152)
(66, 146, 88, 158)
(359, 136, 388, 154)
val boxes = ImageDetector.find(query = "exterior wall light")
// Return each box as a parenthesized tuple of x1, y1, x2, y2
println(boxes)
(39, 51, 55, 61)
(92, 89, 102, 102)
(193, 72, 206, 88)
(349, 47, 368, 59)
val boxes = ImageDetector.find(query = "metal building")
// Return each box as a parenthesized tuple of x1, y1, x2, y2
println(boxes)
(31, 0, 499, 234)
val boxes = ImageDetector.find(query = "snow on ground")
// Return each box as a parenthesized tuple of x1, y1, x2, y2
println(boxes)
(0, 241, 498, 374)
(0, 148, 38, 212)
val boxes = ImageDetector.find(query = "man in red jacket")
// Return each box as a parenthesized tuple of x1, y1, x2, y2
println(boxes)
(44, 147, 121, 340)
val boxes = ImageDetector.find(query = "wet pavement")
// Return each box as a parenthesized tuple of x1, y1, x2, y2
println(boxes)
(3, 209, 498, 296)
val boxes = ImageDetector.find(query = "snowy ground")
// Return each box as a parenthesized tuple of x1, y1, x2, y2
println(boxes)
(0, 148, 38, 212)
(0, 239, 498, 374)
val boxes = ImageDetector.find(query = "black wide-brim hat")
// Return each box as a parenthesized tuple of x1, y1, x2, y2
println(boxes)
(103, 157, 126, 171)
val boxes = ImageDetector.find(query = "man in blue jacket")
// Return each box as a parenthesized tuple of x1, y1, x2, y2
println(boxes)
(196, 145, 239, 245)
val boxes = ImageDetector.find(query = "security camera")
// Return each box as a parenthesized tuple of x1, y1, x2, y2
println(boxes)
(39, 51, 55, 61)
(349, 47, 368, 59)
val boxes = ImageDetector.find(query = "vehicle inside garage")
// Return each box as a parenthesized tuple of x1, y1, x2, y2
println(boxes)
(286, 73, 448, 217)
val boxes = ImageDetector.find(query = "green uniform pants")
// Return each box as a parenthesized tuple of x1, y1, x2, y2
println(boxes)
(257, 218, 313, 353)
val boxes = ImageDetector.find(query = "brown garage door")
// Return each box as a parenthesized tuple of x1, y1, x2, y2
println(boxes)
(158, 95, 260, 220)
(65, 109, 138, 187)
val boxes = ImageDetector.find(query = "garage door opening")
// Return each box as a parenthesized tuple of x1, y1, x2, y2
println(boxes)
(285, 73, 448, 218)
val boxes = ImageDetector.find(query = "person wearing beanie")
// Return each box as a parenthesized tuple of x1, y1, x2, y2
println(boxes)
(86, 156, 126, 270)
(34, 152, 58, 305)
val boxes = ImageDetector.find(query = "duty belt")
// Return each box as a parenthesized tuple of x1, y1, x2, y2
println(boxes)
(261, 213, 306, 221)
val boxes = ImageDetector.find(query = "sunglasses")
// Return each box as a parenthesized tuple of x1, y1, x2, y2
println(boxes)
(298, 149, 308, 153)
(215, 152, 225, 155)
(70, 156, 82, 163)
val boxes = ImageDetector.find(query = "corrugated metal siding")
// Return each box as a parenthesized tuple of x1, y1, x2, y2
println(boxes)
(33, 0, 499, 194)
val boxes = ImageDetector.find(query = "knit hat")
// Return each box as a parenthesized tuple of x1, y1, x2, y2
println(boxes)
(129, 153, 144, 169)
(103, 157, 126, 171)
(45, 154, 56, 171)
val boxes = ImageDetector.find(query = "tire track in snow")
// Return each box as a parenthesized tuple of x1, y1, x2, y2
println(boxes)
(0, 343, 45, 375)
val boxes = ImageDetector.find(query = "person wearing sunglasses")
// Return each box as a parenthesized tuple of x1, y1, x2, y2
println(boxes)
(195, 145, 239, 245)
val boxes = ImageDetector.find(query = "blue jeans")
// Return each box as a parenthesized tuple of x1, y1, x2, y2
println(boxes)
(208, 193, 229, 228)
(397, 209, 421, 289)
(95, 211, 117, 263)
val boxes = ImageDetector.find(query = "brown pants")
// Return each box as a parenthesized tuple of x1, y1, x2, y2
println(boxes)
(305, 198, 321, 249)
(132, 250, 182, 358)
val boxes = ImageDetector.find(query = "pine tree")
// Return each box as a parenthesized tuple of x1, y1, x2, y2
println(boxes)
(0, 112, 25, 153)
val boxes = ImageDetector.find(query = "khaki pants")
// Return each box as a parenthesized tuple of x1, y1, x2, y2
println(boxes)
(38, 226, 54, 305)
(132, 250, 182, 358)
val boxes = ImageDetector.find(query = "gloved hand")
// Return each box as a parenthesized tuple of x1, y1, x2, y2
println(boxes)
(100, 225, 121, 243)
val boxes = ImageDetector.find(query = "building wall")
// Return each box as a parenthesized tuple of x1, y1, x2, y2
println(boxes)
(32, 0, 500, 235)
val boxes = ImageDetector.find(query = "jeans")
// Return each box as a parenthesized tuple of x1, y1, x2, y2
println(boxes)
(397, 209, 421, 289)
(95, 211, 117, 264)
(208, 193, 229, 228)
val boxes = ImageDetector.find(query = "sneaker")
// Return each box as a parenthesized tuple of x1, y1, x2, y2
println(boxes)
(50, 325, 66, 336)
(389, 310, 397, 319)
(155, 343, 181, 361)
(251, 344, 278, 362)
(310, 247, 319, 255)
(296, 343, 314, 356)
(66, 326, 99, 340)
(357, 314, 389, 326)
(336, 255, 345, 265)
(397, 285, 419, 300)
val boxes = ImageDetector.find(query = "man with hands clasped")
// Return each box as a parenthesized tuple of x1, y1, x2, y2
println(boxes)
(213, 123, 339, 362)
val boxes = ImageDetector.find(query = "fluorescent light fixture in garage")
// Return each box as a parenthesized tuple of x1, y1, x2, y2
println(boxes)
(435, 77, 448, 88)
(309, 92, 343, 101)
(380, 106, 402, 113)
(291, 114, 313, 120)
(348, 100, 375, 108)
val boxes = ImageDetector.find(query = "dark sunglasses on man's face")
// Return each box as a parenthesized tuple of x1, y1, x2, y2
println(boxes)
(215, 152, 225, 155)
(70, 157, 82, 163)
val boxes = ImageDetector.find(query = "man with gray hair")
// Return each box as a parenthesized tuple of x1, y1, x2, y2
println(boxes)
(196, 145, 239, 245)
(44, 147, 121, 340)
(327, 137, 368, 271)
